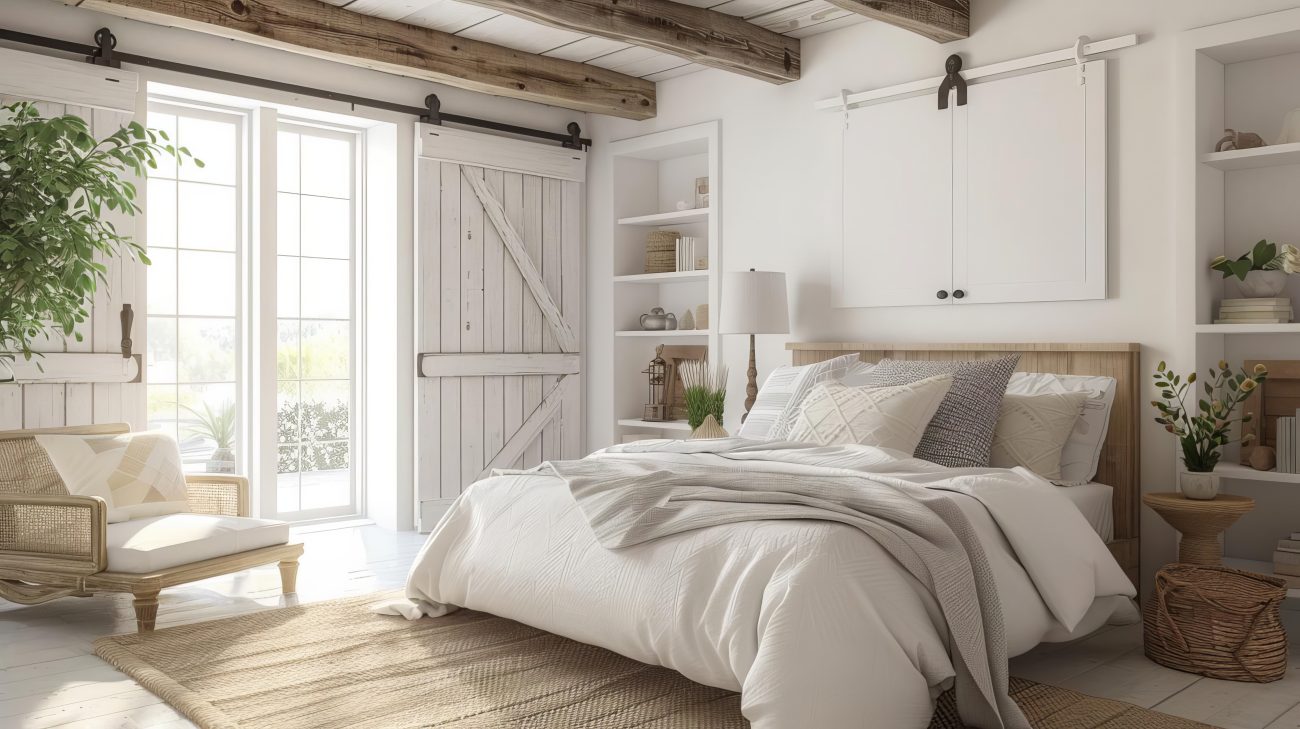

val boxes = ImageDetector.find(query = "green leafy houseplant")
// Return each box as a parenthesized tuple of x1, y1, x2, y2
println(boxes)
(1150, 360, 1267, 472)
(0, 101, 196, 374)
(678, 359, 727, 430)
(1210, 239, 1299, 281)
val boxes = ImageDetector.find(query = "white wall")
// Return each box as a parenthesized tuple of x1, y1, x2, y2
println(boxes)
(585, 0, 1300, 586)
(4, 0, 589, 531)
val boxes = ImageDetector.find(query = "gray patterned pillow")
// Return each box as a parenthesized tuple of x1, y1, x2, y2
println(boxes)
(864, 355, 1021, 468)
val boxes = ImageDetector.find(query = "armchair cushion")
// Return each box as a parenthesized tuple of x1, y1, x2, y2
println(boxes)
(105, 513, 290, 573)
(36, 433, 189, 523)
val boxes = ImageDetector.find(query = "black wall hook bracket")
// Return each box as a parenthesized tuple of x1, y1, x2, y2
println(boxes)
(88, 27, 120, 68)
(937, 54, 967, 110)
(562, 122, 583, 150)
(420, 94, 442, 125)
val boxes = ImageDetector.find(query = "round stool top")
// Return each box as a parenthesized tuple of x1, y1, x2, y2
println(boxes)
(1143, 492, 1254, 514)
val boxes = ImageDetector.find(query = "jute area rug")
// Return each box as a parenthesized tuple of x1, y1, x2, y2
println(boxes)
(93, 594, 1215, 729)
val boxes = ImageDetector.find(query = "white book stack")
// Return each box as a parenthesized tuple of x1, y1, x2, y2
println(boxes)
(1274, 537, 1300, 589)
(675, 237, 697, 272)
(1215, 297, 1293, 324)
(1281, 417, 1296, 474)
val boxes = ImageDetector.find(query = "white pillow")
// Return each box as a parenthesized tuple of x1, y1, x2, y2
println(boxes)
(737, 354, 866, 440)
(1005, 372, 1117, 485)
(990, 391, 1089, 480)
(787, 375, 953, 453)
(36, 433, 190, 523)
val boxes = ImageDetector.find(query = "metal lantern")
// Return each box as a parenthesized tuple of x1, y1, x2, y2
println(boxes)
(642, 345, 669, 422)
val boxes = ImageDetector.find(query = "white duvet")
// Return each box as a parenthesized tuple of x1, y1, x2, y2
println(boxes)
(393, 442, 1137, 728)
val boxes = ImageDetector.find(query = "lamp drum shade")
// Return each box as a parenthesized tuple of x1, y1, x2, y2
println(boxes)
(719, 271, 790, 335)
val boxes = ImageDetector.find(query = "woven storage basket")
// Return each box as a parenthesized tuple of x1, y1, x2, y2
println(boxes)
(1144, 564, 1288, 682)
(645, 230, 680, 273)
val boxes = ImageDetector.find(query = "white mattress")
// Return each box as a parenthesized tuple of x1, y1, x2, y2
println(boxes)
(1060, 481, 1114, 542)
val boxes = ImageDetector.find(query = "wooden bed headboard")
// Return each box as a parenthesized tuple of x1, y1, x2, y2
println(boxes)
(787, 342, 1142, 587)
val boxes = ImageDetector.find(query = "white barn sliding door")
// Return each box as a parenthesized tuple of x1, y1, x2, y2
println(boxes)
(415, 125, 584, 530)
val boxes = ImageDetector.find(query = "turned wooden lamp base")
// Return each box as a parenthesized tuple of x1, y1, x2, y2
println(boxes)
(743, 334, 757, 423)
(1143, 492, 1254, 566)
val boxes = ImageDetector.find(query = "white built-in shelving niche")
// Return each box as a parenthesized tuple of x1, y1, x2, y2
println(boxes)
(608, 122, 721, 439)
(1177, 8, 1300, 569)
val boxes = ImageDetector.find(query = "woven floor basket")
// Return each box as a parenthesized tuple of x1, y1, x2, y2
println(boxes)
(645, 230, 680, 273)
(1144, 564, 1288, 682)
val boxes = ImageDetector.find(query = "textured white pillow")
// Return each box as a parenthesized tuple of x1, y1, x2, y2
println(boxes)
(786, 375, 953, 454)
(990, 391, 1089, 480)
(36, 433, 189, 523)
(737, 354, 866, 440)
(1005, 372, 1117, 485)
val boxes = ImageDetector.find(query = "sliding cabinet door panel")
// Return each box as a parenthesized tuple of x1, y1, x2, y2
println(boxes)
(839, 94, 953, 308)
(953, 61, 1107, 304)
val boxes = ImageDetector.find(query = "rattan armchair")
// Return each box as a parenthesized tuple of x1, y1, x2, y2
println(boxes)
(0, 423, 303, 632)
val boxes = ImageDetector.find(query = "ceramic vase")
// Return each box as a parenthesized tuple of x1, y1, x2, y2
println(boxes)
(1179, 470, 1220, 500)
(1278, 108, 1300, 145)
(1237, 270, 1287, 298)
(690, 414, 728, 439)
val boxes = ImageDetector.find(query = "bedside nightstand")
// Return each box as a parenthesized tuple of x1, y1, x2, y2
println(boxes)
(1142, 492, 1254, 566)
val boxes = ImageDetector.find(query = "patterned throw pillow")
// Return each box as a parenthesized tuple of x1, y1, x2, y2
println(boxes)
(787, 375, 953, 454)
(989, 391, 1089, 480)
(737, 354, 868, 440)
(1006, 372, 1117, 485)
(864, 355, 1021, 468)
(35, 433, 189, 523)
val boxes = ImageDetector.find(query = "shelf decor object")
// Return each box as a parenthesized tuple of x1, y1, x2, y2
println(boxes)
(679, 359, 728, 431)
(1240, 359, 1300, 467)
(1144, 563, 1287, 683)
(644, 230, 680, 274)
(720, 270, 790, 422)
(1142, 492, 1255, 565)
(641, 346, 669, 422)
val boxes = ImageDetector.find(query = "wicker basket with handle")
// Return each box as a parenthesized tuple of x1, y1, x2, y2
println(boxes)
(644, 230, 680, 274)
(1143, 564, 1288, 682)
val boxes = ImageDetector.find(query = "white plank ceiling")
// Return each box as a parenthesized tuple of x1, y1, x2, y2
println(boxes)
(326, 0, 870, 82)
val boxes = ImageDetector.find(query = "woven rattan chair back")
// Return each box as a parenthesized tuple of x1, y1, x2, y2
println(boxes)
(0, 424, 129, 496)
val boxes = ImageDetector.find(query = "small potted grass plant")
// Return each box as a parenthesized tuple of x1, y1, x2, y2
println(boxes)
(182, 401, 237, 473)
(1151, 360, 1267, 499)
(679, 359, 728, 438)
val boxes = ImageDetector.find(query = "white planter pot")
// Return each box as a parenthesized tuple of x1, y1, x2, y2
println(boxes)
(1179, 470, 1221, 500)
(1237, 270, 1288, 298)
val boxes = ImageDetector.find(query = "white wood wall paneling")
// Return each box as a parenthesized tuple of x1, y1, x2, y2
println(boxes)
(0, 48, 138, 113)
(460, 166, 486, 492)
(477, 375, 573, 480)
(439, 162, 462, 500)
(416, 158, 442, 505)
(482, 168, 507, 474)
(561, 179, 583, 458)
(502, 171, 525, 468)
(521, 174, 544, 468)
(540, 177, 561, 461)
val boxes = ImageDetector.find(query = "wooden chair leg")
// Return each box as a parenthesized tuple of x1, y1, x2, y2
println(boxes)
(279, 558, 300, 595)
(132, 589, 160, 633)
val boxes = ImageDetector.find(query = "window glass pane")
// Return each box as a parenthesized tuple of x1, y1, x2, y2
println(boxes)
(300, 258, 349, 319)
(278, 319, 300, 380)
(277, 380, 301, 445)
(178, 115, 237, 185)
(147, 384, 179, 440)
(147, 179, 176, 247)
(177, 182, 236, 251)
(277, 192, 300, 255)
(277, 256, 299, 318)
(300, 321, 349, 380)
(149, 113, 178, 180)
(300, 134, 351, 198)
(146, 317, 178, 384)
(146, 249, 177, 316)
(176, 383, 237, 471)
(178, 318, 237, 383)
(301, 380, 349, 443)
(299, 196, 350, 259)
(300, 446, 350, 510)
(278, 131, 300, 193)
(178, 250, 236, 316)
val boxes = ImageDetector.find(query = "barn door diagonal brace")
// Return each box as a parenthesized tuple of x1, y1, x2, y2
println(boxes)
(477, 376, 573, 480)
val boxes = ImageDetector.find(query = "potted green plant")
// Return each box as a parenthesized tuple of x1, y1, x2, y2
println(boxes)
(0, 102, 196, 379)
(181, 401, 237, 473)
(1151, 360, 1267, 499)
(1210, 240, 1300, 298)
(679, 359, 728, 438)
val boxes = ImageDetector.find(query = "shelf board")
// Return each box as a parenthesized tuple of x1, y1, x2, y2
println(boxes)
(617, 209, 709, 226)
(1222, 557, 1300, 599)
(1201, 142, 1300, 171)
(615, 329, 710, 337)
(1215, 462, 1300, 484)
(1194, 323, 1300, 334)
(613, 271, 708, 284)
(617, 418, 692, 432)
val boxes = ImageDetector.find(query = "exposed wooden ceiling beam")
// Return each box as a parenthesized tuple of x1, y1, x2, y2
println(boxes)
(822, 0, 969, 43)
(454, 0, 800, 84)
(64, 0, 657, 119)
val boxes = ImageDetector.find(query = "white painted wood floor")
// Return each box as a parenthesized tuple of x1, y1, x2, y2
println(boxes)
(3, 523, 1299, 729)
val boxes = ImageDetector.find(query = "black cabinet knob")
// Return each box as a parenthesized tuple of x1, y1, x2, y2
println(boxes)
(936, 290, 949, 300)
(953, 289, 966, 299)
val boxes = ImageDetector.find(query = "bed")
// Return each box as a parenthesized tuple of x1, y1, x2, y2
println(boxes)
(393, 342, 1142, 729)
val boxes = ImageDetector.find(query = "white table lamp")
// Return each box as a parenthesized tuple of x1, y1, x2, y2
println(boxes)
(719, 270, 790, 421)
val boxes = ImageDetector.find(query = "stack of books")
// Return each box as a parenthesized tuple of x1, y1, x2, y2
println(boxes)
(1281, 417, 1297, 474)
(1273, 534, 1300, 589)
(1215, 298, 1293, 324)
(675, 237, 705, 272)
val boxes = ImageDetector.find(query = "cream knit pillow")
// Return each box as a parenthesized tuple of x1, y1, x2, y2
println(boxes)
(989, 391, 1089, 480)
(787, 374, 952, 454)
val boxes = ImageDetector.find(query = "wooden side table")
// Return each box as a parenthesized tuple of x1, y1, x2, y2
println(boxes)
(1143, 492, 1254, 565)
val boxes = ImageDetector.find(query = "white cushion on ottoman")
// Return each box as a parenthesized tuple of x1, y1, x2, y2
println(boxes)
(106, 514, 291, 573)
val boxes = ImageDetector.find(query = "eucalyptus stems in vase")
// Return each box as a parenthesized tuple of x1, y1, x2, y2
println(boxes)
(678, 359, 728, 437)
